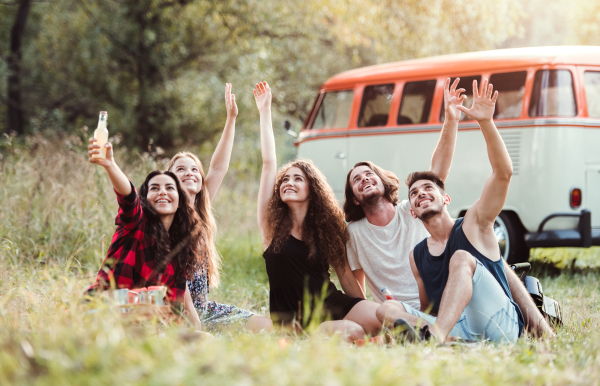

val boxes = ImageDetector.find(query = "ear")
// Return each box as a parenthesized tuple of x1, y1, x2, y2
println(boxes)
(443, 194, 451, 205)
(410, 209, 417, 219)
(353, 197, 360, 206)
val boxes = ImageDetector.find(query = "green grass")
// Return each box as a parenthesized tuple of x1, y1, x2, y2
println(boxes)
(1, 136, 600, 385)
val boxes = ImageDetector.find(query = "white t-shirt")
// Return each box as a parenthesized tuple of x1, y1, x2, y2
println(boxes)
(346, 201, 430, 308)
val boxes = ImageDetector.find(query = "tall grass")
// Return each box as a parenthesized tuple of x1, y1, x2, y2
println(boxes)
(1, 135, 600, 385)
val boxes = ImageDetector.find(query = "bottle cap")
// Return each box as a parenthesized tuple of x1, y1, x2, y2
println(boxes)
(381, 287, 387, 292)
(100, 111, 108, 114)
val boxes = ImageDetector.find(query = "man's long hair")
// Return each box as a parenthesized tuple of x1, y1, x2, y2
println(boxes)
(139, 171, 202, 280)
(343, 161, 400, 222)
(265, 158, 349, 271)
(165, 152, 221, 288)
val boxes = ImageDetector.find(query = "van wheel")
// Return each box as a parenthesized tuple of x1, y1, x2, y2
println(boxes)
(494, 212, 530, 264)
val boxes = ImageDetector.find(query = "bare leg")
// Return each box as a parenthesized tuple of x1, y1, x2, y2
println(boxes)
(376, 300, 433, 329)
(317, 320, 366, 342)
(431, 250, 477, 344)
(343, 300, 382, 336)
(244, 315, 274, 333)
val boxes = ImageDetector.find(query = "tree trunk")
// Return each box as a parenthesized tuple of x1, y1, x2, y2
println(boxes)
(7, 0, 32, 135)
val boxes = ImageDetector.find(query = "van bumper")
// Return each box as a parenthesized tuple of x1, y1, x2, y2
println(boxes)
(525, 210, 600, 248)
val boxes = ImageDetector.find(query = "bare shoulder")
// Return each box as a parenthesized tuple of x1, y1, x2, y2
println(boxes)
(462, 209, 501, 261)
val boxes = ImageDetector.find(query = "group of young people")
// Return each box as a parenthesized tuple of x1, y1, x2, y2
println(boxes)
(87, 78, 555, 344)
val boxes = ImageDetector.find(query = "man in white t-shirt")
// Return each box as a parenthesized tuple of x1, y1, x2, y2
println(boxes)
(343, 78, 466, 308)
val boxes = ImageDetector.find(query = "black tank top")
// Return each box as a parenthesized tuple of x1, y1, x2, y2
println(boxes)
(263, 235, 339, 324)
(413, 218, 524, 335)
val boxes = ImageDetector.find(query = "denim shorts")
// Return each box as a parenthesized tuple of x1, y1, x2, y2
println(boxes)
(399, 260, 520, 344)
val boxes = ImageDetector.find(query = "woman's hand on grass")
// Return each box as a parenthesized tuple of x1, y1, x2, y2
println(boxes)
(253, 81, 272, 114)
(225, 83, 238, 119)
(88, 138, 114, 169)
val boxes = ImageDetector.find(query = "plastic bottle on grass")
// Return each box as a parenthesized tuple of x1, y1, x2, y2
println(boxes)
(93, 111, 108, 159)
(381, 287, 397, 300)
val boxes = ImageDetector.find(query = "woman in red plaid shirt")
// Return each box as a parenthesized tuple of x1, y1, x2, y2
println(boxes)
(86, 139, 203, 328)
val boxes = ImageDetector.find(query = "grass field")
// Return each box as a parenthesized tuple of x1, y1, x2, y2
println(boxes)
(1, 135, 600, 385)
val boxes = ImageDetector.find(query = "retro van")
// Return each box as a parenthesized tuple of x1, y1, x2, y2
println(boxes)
(296, 46, 600, 263)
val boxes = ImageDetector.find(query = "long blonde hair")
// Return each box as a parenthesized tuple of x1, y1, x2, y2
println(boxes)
(165, 152, 221, 287)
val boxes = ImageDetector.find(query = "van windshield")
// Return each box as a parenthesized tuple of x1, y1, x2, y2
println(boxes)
(310, 90, 354, 130)
(358, 84, 394, 127)
(584, 71, 600, 118)
(529, 70, 577, 117)
(398, 80, 436, 124)
(440, 76, 481, 122)
(490, 71, 527, 119)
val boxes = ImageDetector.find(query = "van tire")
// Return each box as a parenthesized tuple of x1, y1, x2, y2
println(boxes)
(495, 212, 530, 264)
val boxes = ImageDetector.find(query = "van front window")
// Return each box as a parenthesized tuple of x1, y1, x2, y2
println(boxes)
(440, 76, 481, 122)
(584, 71, 600, 118)
(490, 71, 527, 119)
(310, 90, 354, 130)
(529, 70, 576, 117)
(398, 80, 436, 124)
(358, 84, 394, 127)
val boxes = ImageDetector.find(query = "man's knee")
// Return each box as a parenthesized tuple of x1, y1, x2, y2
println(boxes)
(375, 300, 406, 323)
(449, 250, 476, 275)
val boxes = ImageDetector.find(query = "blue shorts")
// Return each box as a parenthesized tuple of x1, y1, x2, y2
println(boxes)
(400, 260, 520, 344)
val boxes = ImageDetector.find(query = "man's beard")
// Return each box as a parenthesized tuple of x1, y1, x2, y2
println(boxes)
(358, 190, 384, 212)
(417, 207, 442, 222)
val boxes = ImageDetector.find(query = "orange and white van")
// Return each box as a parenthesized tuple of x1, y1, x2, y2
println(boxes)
(296, 46, 600, 263)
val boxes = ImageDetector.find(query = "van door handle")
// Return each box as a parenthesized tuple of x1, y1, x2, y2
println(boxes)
(335, 153, 346, 159)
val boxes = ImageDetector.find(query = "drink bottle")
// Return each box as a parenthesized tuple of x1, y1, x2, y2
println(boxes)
(381, 287, 397, 300)
(93, 111, 108, 159)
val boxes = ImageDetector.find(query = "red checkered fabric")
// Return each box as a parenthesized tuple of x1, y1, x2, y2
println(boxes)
(87, 182, 186, 302)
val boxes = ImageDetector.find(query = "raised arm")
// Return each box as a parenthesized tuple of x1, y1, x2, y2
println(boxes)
(459, 79, 512, 227)
(430, 78, 466, 182)
(254, 81, 277, 249)
(204, 83, 238, 201)
(88, 138, 131, 196)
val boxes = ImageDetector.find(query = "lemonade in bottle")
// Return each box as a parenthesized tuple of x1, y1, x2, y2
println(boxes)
(93, 111, 108, 159)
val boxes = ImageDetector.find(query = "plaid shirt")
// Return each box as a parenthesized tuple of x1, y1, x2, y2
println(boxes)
(88, 182, 186, 302)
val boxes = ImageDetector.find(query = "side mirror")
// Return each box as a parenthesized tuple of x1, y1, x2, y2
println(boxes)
(284, 119, 297, 137)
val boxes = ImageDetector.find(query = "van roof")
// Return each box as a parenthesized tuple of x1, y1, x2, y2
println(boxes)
(323, 46, 600, 89)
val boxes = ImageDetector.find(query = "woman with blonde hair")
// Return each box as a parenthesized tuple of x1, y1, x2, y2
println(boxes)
(165, 83, 272, 333)
(254, 81, 381, 341)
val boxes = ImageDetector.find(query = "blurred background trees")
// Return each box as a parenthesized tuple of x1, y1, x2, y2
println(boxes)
(0, 0, 528, 150)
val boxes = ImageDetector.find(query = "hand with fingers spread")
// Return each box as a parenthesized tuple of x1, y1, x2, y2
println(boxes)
(88, 137, 114, 169)
(444, 77, 467, 122)
(253, 81, 272, 114)
(457, 78, 498, 123)
(225, 83, 238, 119)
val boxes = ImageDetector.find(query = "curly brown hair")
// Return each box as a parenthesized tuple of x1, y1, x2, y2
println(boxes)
(138, 171, 202, 280)
(265, 158, 349, 271)
(343, 161, 400, 222)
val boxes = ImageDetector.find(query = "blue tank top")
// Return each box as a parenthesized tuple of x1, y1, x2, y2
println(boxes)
(413, 218, 524, 336)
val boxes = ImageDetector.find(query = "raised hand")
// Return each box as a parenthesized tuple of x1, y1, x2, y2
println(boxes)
(444, 77, 467, 122)
(253, 81, 272, 113)
(457, 78, 498, 122)
(88, 137, 114, 169)
(225, 83, 238, 119)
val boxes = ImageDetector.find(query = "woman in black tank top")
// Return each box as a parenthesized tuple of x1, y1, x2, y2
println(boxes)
(254, 82, 381, 340)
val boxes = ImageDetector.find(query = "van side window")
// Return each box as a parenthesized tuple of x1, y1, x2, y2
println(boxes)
(398, 80, 436, 124)
(584, 71, 600, 118)
(490, 71, 527, 119)
(529, 70, 576, 117)
(358, 84, 394, 127)
(440, 76, 481, 122)
(310, 90, 354, 130)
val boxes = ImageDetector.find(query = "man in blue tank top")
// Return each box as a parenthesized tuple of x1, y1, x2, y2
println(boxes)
(375, 78, 555, 344)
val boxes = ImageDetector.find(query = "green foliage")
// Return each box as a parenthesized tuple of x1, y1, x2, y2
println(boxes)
(0, 0, 523, 149)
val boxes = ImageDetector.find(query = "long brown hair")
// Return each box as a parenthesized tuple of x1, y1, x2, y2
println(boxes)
(265, 158, 348, 271)
(343, 161, 400, 222)
(139, 171, 202, 279)
(165, 152, 221, 288)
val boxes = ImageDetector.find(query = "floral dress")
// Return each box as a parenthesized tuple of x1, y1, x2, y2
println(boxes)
(187, 260, 253, 333)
